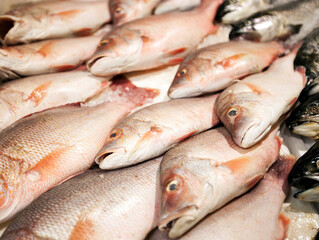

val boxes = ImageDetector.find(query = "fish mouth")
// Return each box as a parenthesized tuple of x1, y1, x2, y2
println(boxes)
(95, 147, 127, 170)
(86, 52, 119, 76)
(159, 205, 198, 238)
(0, 16, 19, 43)
(216, 1, 243, 23)
(239, 122, 269, 148)
(229, 27, 262, 41)
(290, 122, 319, 139)
(294, 185, 319, 202)
(168, 82, 204, 98)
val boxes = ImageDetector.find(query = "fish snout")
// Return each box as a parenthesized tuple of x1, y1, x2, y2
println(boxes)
(229, 24, 262, 41)
(95, 147, 127, 170)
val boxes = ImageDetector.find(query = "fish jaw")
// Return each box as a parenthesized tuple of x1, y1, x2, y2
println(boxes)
(95, 147, 128, 170)
(158, 165, 214, 238)
(87, 28, 143, 76)
(0, 15, 22, 45)
(290, 122, 319, 139)
(294, 185, 319, 202)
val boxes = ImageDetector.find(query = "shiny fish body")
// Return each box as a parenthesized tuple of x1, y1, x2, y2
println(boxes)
(286, 93, 319, 139)
(149, 154, 295, 240)
(0, 27, 112, 81)
(168, 40, 285, 98)
(229, 0, 319, 42)
(0, 1, 111, 45)
(158, 127, 281, 238)
(216, 0, 297, 24)
(0, 79, 155, 223)
(87, 0, 222, 77)
(289, 141, 319, 202)
(0, 70, 109, 132)
(1, 158, 162, 240)
(95, 94, 220, 170)
(154, 0, 200, 15)
(295, 27, 319, 99)
(216, 49, 306, 148)
(110, 0, 161, 26)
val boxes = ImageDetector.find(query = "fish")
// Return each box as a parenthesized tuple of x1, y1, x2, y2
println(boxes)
(229, 0, 319, 42)
(216, 0, 297, 24)
(149, 154, 296, 240)
(0, 1, 111, 45)
(87, 0, 223, 77)
(286, 93, 319, 139)
(110, 0, 161, 26)
(95, 94, 219, 170)
(158, 126, 281, 238)
(154, 0, 200, 15)
(0, 70, 110, 132)
(289, 140, 319, 202)
(1, 157, 162, 240)
(0, 26, 112, 81)
(168, 40, 285, 98)
(295, 27, 319, 100)
(0, 77, 158, 223)
(216, 48, 306, 148)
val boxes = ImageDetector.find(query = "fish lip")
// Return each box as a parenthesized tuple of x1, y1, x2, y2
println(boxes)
(240, 122, 270, 148)
(290, 121, 319, 139)
(294, 185, 319, 202)
(158, 205, 197, 237)
(95, 147, 127, 169)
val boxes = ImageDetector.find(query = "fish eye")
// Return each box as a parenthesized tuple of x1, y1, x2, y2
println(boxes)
(310, 106, 319, 114)
(99, 39, 109, 47)
(108, 129, 122, 139)
(114, 7, 123, 15)
(166, 179, 179, 192)
(228, 109, 238, 117)
(177, 69, 187, 77)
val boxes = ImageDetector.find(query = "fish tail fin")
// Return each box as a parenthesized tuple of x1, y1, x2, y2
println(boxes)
(196, 0, 223, 20)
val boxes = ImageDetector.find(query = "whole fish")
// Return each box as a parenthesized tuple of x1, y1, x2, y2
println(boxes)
(158, 126, 281, 238)
(0, 26, 112, 81)
(110, 0, 161, 26)
(0, 78, 158, 223)
(0, 1, 111, 45)
(168, 40, 285, 98)
(149, 154, 296, 240)
(0, 70, 110, 132)
(286, 93, 319, 139)
(289, 140, 319, 202)
(95, 94, 219, 170)
(87, 0, 222, 77)
(1, 158, 161, 240)
(154, 0, 200, 15)
(295, 28, 319, 100)
(229, 0, 319, 42)
(216, 0, 297, 24)
(216, 48, 306, 148)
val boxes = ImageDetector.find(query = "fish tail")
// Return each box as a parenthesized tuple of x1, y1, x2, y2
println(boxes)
(196, 0, 223, 20)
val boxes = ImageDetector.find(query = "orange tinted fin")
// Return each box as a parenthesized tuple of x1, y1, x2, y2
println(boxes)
(218, 156, 253, 173)
(244, 82, 262, 94)
(277, 213, 290, 240)
(53, 64, 76, 72)
(168, 58, 184, 65)
(54, 9, 81, 19)
(177, 131, 196, 142)
(27, 82, 52, 106)
(37, 41, 55, 57)
(74, 28, 92, 37)
(246, 174, 263, 189)
(166, 48, 187, 56)
(69, 217, 95, 240)
(215, 53, 247, 69)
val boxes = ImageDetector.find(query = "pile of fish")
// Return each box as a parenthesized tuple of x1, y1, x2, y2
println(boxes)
(0, 0, 319, 239)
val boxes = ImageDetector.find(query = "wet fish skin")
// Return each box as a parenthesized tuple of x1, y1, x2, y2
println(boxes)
(216, 48, 306, 148)
(87, 0, 222, 77)
(0, 78, 157, 223)
(0, 1, 111, 45)
(158, 126, 281, 238)
(168, 40, 285, 98)
(1, 158, 162, 240)
(0, 70, 110, 132)
(95, 94, 219, 170)
(216, 0, 297, 24)
(229, 0, 319, 42)
(110, 0, 161, 26)
(0, 27, 112, 81)
(154, 0, 200, 15)
(149, 154, 296, 240)
(289, 141, 319, 202)
(286, 93, 319, 139)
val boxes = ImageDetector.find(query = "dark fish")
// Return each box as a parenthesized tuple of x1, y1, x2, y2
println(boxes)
(286, 93, 319, 139)
(289, 141, 319, 202)
(295, 28, 319, 99)
(229, 0, 319, 42)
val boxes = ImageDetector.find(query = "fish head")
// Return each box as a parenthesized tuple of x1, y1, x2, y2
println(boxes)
(87, 28, 143, 76)
(229, 12, 286, 42)
(288, 141, 319, 201)
(216, 0, 262, 24)
(286, 93, 319, 139)
(159, 158, 215, 238)
(168, 55, 211, 98)
(217, 83, 272, 148)
(96, 119, 157, 169)
(110, 1, 135, 26)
